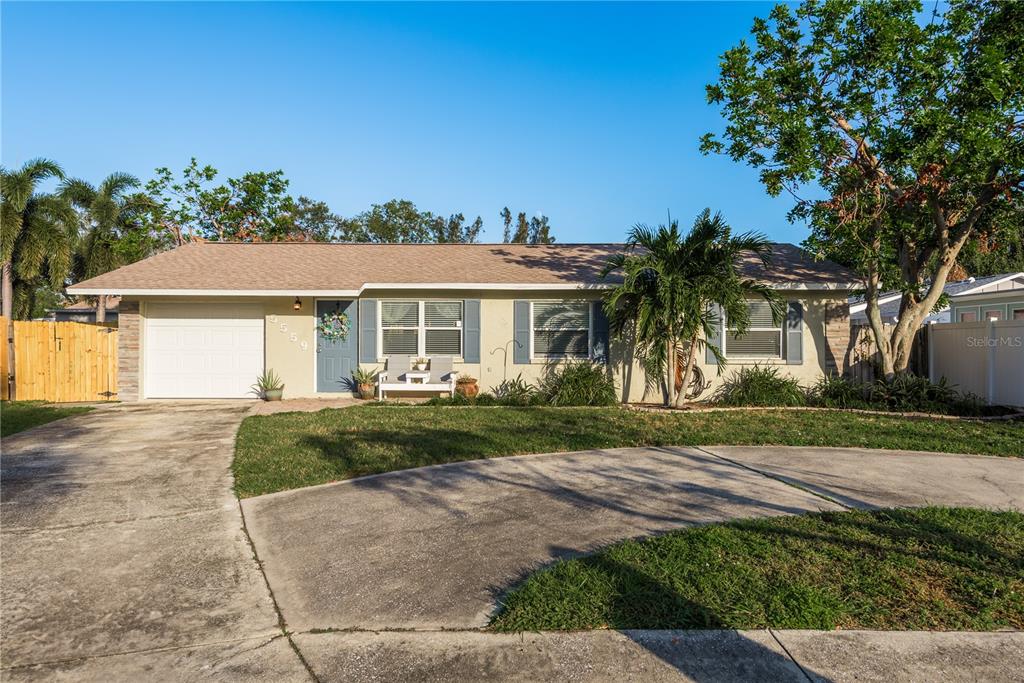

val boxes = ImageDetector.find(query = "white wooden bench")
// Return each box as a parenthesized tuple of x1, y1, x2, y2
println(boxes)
(377, 355, 456, 399)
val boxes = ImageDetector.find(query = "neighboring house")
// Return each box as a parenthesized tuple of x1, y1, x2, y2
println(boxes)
(849, 272, 1024, 326)
(48, 296, 121, 324)
(67, 242, 857, 401)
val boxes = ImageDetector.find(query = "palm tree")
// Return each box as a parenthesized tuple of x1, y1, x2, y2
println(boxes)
(63, 173, 148, 323)
(1, 158, 75, 321)
(601, 209, 784, 408)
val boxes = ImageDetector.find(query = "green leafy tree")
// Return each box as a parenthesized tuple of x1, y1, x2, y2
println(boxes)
(143, 158, 292, 242)
(271, 196, 343, 242)
(429, 213, 484, 243)
(513, 212, 530, 243)
(341, 199, 482, 243)
(63, 173, 152, 323)
(602, 209, 782, 408)
(500, 207, 513, 243)
(701, 0, 1024, 377)
(340, 199, 432, 242)
(502, 209, 556, 244)
(954, 198, 1024, 276)
(1, 159, 77, 321)
(529, 215, 555, 244)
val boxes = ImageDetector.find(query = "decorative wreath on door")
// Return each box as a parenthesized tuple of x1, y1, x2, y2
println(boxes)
(316, 310, 350, 341)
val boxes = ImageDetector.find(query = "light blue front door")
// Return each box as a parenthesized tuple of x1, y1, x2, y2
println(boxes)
(316, 299, 358, 393)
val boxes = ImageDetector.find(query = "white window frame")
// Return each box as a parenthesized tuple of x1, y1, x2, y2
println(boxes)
(378, 299, 463, 359)
(529, 300, 592, 360)
(723, 300, 784, 360)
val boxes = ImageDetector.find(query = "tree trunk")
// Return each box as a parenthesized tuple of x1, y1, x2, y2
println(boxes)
(864, 270, 894, 380)
(865, 207, 976, 379)
(1, 261, 12, 321)
(665, 339, 675, 407)
(95, 294, 107, 324)
(673, 330, 700, 409)
(2, 261, 13, 399)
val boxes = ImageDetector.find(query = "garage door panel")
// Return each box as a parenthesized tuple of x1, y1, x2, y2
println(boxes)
(144, 303, 264, 398)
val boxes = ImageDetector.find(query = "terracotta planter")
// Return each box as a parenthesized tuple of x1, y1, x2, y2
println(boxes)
(456, 381, 479, 398)
(357, 383, 375, 400)
(264, 388, 283, 402)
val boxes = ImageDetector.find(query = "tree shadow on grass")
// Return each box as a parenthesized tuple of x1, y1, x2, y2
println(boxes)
(744, 508, 1024, 581)
(494, 546, 826, 682)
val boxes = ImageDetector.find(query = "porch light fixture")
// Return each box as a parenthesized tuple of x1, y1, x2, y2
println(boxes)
(293, 297, 303, 311)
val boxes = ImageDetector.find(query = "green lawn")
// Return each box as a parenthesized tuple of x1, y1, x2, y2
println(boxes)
(491, 507, 1024, 632)
(232, 405, 1023, 497)
(1, 400, 93, 437)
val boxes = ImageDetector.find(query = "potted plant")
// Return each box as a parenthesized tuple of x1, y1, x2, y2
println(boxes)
(455, 373, 479, 398)
(413, 357, 428, 371)
(352, 368, 376, 400)
(252, 369, 284, 401)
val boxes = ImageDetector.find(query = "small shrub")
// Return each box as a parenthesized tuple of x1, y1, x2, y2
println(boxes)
(425, 392, 473, 406)
(352, 367, 377, 385)
(869, 374, 958, 414)
(493, 374, 539, 406)
(808, 374, 869, 409)
(714, 366, 806, 407)
(948, 391, 988, 417)
(474, 392, 498, 406)
(538, 362, 618, 406)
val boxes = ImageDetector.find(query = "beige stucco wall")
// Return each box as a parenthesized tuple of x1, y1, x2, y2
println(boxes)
(692, 291, 846, 400)
(127, 290, 849, 402)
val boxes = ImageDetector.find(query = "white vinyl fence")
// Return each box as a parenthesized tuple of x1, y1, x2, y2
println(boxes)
(928, 320, 1024, 407)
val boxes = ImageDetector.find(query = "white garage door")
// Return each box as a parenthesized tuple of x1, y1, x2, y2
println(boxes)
(145, 303, 264, 398)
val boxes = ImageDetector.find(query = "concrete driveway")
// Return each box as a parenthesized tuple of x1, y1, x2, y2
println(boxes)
(241, 444, 1024, 634)
(0, 402, 308, 681)
(5, 406, 1022, 682)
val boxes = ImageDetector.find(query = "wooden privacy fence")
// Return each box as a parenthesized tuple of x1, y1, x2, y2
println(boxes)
(2, 317, 118, 402)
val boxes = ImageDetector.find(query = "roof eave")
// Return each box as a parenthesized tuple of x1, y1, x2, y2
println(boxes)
(67, 280, 858, 297)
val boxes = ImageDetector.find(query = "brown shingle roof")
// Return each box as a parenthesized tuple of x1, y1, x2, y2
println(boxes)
(68, 242, 858, 293)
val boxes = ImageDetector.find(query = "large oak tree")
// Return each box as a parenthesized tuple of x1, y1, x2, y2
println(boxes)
(702, 0, 1024, 377)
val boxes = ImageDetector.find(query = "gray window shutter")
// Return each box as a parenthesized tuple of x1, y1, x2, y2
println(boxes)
(359, 299, 377, 363)
(463, 299, 481, 362)
(706, 304, 722, 365)
(786, 301, 803, 364)
(590, 301, 609, 363)
(513, 300, 530, 364)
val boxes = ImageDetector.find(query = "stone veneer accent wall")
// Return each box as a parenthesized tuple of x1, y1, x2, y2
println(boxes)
(823, 301, 850, 375)
(118, 300, 140, 401)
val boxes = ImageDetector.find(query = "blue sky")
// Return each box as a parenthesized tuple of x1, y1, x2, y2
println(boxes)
(2, 1, 806, 244)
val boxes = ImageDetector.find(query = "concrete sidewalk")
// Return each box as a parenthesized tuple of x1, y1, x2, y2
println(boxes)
(290, 629, 1024, 682)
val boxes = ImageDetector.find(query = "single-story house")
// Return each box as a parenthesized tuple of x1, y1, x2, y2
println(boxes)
(67, 242, 858, 401)
(849, 272, 1024, 325)
(47, 296, 121, 324)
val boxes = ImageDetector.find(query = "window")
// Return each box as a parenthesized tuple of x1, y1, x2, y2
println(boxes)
(381, 301, 420, 355)
(532, 301, 590, 358)
(958, 310, 977, 322)
(725, 300, 782, 358)
(424, 301, 462, 355)
(380, 300, 463, 357)
(983, 308, 1003, 321)
(1013, 307, 1024, 321)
